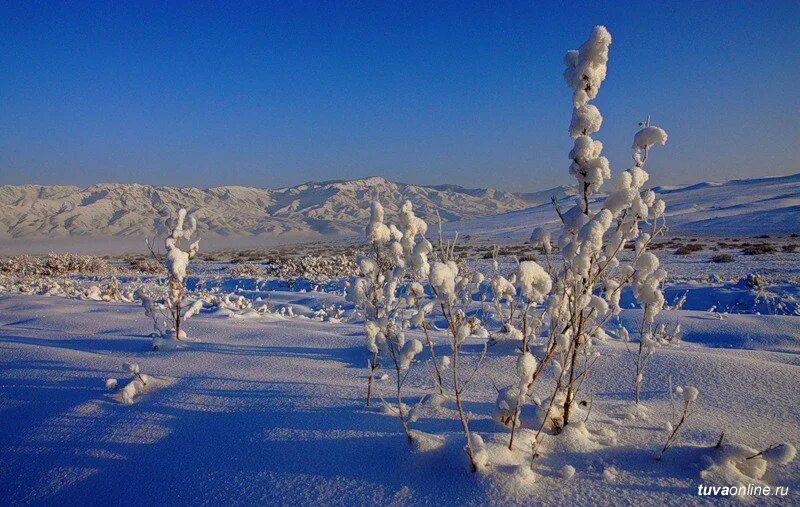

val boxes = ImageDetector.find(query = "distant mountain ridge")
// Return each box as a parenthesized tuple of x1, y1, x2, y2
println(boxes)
(0, 177, 568, 240)
(2, 172, 797, 244)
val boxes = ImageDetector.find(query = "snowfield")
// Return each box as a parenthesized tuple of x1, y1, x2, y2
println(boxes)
(0, 287, 797, 505)
(446, 172, 800, 243)
(2, 22, 799, 506)
(1, 175, 798, 505)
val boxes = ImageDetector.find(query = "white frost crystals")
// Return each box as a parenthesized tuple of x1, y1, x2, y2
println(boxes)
(516, 261, 552, 303)
(565, 26, 613, 200)
(633, 126, 668, 152)
(165, 208, 200, 282)
(563, 25, 612, 108)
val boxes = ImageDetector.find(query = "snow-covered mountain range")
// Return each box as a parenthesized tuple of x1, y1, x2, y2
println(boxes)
(1, 172, 797, 246)
(0, 177, 563, 241)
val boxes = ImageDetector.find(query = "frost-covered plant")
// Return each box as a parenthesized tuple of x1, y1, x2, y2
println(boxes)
(350, 200, 493, 465)
(83, 277, 128, 302)
(313, 303, 345, 322)
(265, 253, 358, 280)
(129, 256, 168, 274)
(540, 25, 669, 426)
(505, 351, 538, 450)
(487, 248, 553, 451)
(0, 253, 112, 276)
(422, 229, 492, 472)
(228, 262, 266, 278)
(657, 383, 699, 460)
(348, 25, 674, 472)
(106, 362, 152, 405)
(143, 208, 202, 346)
(348, 200, 392, 407)
(347, 199, 424, 443)
(623, 320, 680, 404)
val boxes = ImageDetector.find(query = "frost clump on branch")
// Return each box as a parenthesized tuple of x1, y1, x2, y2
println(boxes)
(563, 25, 612, 107)
(564, 26, 613, 203)
(569, 104, 602, 138)
(516, 261, 551, 303)
(633, 126, 668, 152)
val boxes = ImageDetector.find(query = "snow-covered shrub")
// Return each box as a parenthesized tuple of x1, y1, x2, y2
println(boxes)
(710, 253, 735, 263)
(128, 256, 167, 274)
(742, 243, 777, 255)
(623, 319, 680, 405)
(45, 253, 112, 275)
(0, 255, 38, 276)
(142, 208, 202, 348)
(228, 262, 266, 278)
(347, 199, 425, 442)
(485, 247, 553, 451)
(82, 277, 130, 302)
(542, 25, 670, 419)
(700, 441, 796, 495)
(348, 25, 674, 473)
(313, 304, 345, 322)
(0, 253, 113, 276)
(106, 362, 152, 405)
(441, 25, 672, 466)
(657, 383, 699, 460)
(265, 253, 357, 280)
(420, 225, 492, 472)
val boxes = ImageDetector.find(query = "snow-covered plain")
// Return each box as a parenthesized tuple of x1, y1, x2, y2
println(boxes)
(3, 16, 799, 504)
(446, 172, 800, 243)
(3, 169, 799, 503)
(0, 263, 798, 504)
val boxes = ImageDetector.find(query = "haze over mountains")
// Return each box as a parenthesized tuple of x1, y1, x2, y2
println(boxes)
(1, 173, 797, 252)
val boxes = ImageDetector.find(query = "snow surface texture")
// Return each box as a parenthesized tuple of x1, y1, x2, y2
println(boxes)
(0, 293, 797, 504)
(2, 172, 798, 253)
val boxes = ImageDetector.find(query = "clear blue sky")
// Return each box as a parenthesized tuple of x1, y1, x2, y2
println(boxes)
(1, 1, 798, 191)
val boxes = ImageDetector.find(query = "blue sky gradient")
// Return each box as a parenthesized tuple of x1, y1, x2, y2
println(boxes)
(1, 1, 798, 191)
